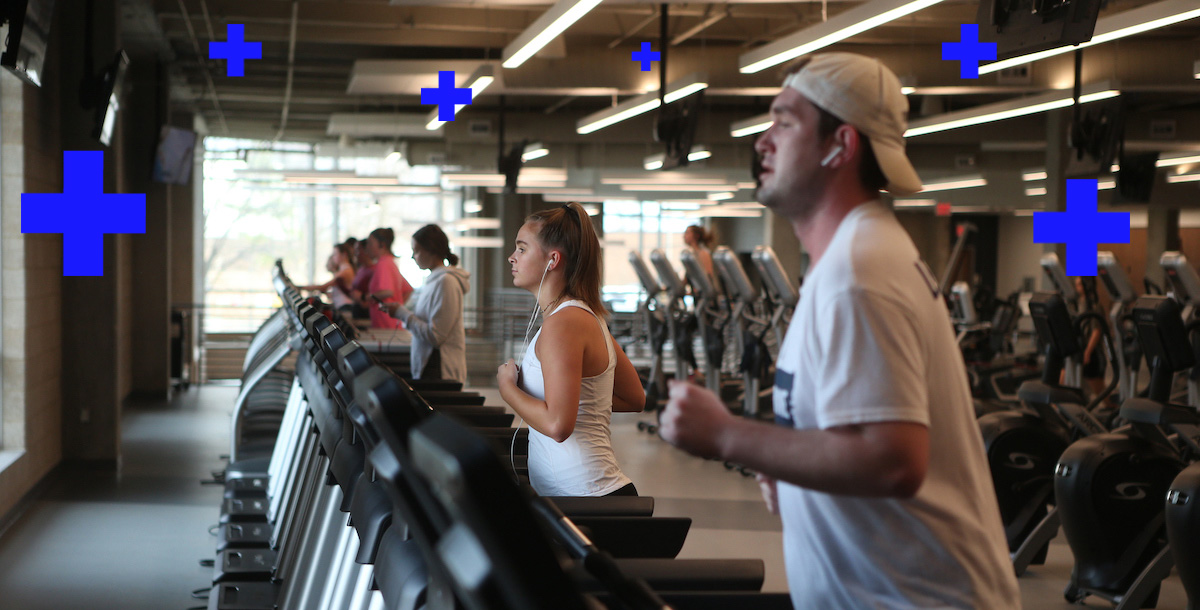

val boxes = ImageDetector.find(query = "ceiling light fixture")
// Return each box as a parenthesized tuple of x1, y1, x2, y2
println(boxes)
(688, 146, 712, 162)
(425, 65, 496, 130)
(686, 207, 764, 218)
(643, 154, 665, 171)
(1158, 153, 1200, 168)
(905, 83, 1119, 137)
(502, 0, 604, 69)
(1025, 187, 1047, 197)
(1166, 172, 1200, 183)
(521, 142, 549, 162)
(894, 199, 937, 208)
(620, 184, 739, 192)
(601, 176, 730, 185)
(1022, 170, 1048, 181)
(979, 0, 1200, 76)
(730, 113, 772, 138)
(738, 0, 944, 74)
(920, 175, 988, 192)
(708, 191, 735, 201)
(576, 73, 708, 135)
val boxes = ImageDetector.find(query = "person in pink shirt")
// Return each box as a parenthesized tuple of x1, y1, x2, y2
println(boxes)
(365, 228, 414, 329)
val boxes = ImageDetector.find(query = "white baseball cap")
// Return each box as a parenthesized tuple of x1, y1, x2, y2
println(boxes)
(782, 52, 922, 196)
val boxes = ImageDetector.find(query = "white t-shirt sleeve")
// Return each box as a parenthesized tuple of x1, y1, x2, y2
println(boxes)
(813, 287, 931, 429)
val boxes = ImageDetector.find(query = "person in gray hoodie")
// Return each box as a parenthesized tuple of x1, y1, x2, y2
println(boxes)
(386, 224, 471, 382)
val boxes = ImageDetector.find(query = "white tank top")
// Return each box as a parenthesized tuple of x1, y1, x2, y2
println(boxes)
(520, 300, 632, 496)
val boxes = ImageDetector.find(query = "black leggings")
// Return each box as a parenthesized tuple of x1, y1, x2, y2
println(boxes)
(419, 348, 442, 380)
(605, 482, 639, 497)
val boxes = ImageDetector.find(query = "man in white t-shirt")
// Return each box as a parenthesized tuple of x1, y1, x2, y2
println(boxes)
(659, 53, 1020, 609)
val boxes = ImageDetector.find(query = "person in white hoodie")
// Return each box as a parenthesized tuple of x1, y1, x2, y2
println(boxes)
(386, 224, 471, 382)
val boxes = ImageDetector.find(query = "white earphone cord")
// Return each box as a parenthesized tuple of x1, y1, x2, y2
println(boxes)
(510, 261, 552, 479)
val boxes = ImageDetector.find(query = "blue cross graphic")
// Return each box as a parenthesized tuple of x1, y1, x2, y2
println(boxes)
(1033, 179, 1130, 276)
(942, 24, 997, 79)
(208, 24, 262, 77)
(421, 71, 473, 121)
(632, 42, 661, 72)
(22, 151, 147, 277)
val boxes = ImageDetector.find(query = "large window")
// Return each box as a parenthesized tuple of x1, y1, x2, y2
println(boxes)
(602, 201, 694, 312)
(203, 137, 460, 332)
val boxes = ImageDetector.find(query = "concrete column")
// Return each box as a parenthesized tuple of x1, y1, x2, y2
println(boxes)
(127, 56, 171, 400)
(58, 2, 123, 464)
(763, 208, 804, 285)
(1145, 207, 1180, 287)
(1041, 108, 1070, 289)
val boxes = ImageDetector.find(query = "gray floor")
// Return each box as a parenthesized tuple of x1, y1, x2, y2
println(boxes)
(0, 383, 1188, 609)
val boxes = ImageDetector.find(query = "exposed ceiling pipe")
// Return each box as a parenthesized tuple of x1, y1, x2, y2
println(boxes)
(175, 0, 229, 134)
(607, 7, 659, 50)
(275, 2, 300, 141)
(671, 5, 729, 46)
(544, 95, 577, 115)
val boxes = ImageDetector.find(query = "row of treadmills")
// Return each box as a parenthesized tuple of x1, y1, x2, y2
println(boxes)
(196, 260, 794, 610)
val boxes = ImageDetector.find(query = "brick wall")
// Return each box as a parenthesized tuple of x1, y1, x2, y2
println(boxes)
(0, 58, 64, 517)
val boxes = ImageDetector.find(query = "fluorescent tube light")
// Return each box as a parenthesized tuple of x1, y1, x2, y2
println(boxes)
(454, 218, 502, 231)
(602, 176, 729, 185)
(921, 176, 987, 192)
(730, 113, 772, 138)
(620, 184, 738, 192)
(905, 84, 1119, 137)
(1098, 180, 1116, 190)
(979, 0, 1200, 76)
(686, 207, 764, 218)
(708, 191, 735, 201)
(1158, 153, 1200, 168)
(894, 199, 937, 208)
(502, 0, 604, 69)
(643, 154, 665, 171)
(425, 65, 495, 130)
(1026, 187, 1047, 196)
(1022, 170, 1047, 181)
(688, 146, 712, 162)
(522, 142, 549, 162)
(577, 73, 708, 135)
(1167, 172, 1200, 183)
(738, 0, 944, 74)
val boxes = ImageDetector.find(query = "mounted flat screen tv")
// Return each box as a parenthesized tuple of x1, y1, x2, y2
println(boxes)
(0, 0, 56, 87)
(977, 0, 1102, 60)
(93, 50, 129, 146)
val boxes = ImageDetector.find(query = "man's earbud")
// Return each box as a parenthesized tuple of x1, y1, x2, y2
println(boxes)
(821, 145, 844, 167)
(545, 260, 553, 272)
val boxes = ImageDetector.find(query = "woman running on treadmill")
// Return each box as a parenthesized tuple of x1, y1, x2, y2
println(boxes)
(497, 202, 645, 497)
(297, 242, 357, 315)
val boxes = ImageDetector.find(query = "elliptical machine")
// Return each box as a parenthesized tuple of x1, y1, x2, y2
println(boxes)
(978, 291, 1114, 575)
(649, 249, 699, 388)
(1055, 295, 1195, 608)
(712, 246, 774, 420)
(680, 248, 733, 396)
(750, 245, 798, 349)
(628, 251, 669, 430)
